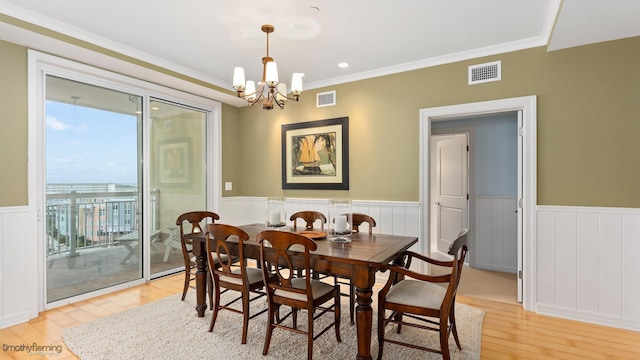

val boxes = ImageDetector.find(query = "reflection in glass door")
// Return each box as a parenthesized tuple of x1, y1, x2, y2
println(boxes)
(45, 76, 143, 303)
(149, 99, 207, 277)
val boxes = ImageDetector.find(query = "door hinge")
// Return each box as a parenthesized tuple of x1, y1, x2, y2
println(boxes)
(518, 198, 523, 208)
(467, 193, 469, 200)
(518, 127, 524, 136)
(518, 270, 523, 279)
(466, 145, 469, 151)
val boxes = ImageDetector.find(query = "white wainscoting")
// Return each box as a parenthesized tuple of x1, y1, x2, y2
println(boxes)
(3, 201, 639, 332)
(0, 206, 34, 328)
(219, 196, 421, 251)
(474, 196, 517, 273)
(219, 196, 420, 237)
(536, 205, 640, 331)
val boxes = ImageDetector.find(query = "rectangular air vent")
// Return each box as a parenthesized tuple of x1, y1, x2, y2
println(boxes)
(316, 91, 336, 107)
(468, 61, 501, 85)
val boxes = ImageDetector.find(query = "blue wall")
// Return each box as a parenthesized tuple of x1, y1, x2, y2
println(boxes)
(432, 112, 518, 197)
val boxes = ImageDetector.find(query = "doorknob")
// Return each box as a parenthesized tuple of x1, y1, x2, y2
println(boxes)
(435, 202, 441, 205)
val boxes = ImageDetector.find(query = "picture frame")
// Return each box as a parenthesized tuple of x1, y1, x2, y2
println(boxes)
(158, 138, 190, 185)
(282, 117, 349, 190)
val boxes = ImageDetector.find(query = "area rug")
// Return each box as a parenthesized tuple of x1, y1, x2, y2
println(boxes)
(63, 291, 484, 359)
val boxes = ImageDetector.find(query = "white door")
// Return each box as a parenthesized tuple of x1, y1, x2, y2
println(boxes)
(433, 134, 469, 254)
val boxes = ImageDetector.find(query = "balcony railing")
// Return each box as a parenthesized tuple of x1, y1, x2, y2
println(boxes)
(46, 189, 159, 257)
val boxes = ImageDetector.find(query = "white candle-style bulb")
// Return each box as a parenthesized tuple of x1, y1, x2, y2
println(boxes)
(232, 67, 245, 90)
(265, 62, 279, 86)
(291, 73, 304, 95)
(276, 83, 287, 102)
(244, 81, 256, 101)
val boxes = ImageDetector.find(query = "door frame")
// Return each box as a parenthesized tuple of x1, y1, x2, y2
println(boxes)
(419, 96, 536, 311)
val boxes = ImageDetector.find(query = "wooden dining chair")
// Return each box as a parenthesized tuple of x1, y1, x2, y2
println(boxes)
(376, 229, 469, 360)
(175, 211, 220, 307)
(290, 211, 327, 230)
(334, 213, 377, 325)
(205, 223, 268, 344)
(351, 213, 376, 234)
(257, 230, 341, 360)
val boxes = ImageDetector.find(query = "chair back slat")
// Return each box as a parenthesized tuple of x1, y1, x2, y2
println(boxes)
(257, 230, 317, 302)
(205, 223, 249, 283)
(176, 211, 220, 238)
(289, 211, 326, 230)
(350, 213, 377, 234)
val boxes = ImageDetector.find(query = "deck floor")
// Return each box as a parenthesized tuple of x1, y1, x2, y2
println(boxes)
(46, 242, 184, 303)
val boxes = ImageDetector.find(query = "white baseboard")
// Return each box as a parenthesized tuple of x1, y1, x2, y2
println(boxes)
(537, 303, 640, 332)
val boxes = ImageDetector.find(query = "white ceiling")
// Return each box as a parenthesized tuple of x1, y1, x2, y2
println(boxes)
(1, 0, 640, 93)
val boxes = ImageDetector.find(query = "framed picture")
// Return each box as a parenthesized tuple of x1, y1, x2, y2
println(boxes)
(282, 117, 349, 190)
(158, 138, 190, 185)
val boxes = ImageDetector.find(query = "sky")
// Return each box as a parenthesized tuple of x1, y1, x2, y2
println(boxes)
(46, 101, 139, 184)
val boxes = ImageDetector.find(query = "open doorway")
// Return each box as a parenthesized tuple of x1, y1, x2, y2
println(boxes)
(431, 114, 519, 304)
(420, 96, 537, 309)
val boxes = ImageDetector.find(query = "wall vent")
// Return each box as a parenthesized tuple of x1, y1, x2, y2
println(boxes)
(316, 91, 336, 107)
(468, 61, 501, 85)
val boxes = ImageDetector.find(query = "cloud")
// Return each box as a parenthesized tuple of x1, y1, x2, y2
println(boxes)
(46, 116, 71, 130)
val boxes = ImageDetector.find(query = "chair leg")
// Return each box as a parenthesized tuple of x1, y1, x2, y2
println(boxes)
(181, 270, 190, 300)
(263, 303, 275, 356)
(439, 318, 451, 360)
(349, 280, 355, 325)
(207, 272, 214, 309)
(307, 309, 314, 360)
(292, 308, 298, 329)
(241, 290, 250, 344)
(208, 284, 221, 332)
(450, 305, 462, 349)
(334, 288, 342, 342)
(395, 312, 403, 334)
(377, 305, 386, 360)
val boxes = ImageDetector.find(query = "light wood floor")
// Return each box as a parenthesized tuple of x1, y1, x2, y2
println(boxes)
(2, 273, 639, 360)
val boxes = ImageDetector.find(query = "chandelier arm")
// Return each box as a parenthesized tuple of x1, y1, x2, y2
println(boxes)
(274, 88, 300, 102)
(245, 83, 268, 107)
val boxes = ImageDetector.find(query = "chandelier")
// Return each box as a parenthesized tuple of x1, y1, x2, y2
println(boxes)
(232, 24, 304, 110)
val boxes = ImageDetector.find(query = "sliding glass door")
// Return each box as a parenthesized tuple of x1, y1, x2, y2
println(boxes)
(45, 76, 143, 303)
(149, 99, 207, 276)
(41, 71, 214, 306)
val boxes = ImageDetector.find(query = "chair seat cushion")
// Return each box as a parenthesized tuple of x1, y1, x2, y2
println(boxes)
(274, 278, 334, 301)
(219, 267, 263, 286)
(386, 279, 446, 309)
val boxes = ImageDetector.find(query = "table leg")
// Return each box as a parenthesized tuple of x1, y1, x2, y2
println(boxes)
(354, 286, 373, 360)
(354, 271, 375, 360)
(193, 240, 207, 317)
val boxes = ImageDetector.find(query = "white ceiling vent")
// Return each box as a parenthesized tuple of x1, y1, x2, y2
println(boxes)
(316, 91, 336, 107)
(468, 61, 501, 85)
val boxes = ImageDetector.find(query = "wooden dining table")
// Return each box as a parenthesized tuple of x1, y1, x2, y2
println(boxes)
(187, 223, 418, 360)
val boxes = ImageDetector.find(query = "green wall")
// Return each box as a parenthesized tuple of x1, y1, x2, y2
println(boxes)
(0, 40, 28, 206)
(229, 39, 640, 207)
(1, 32, 639, 208)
